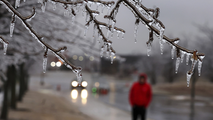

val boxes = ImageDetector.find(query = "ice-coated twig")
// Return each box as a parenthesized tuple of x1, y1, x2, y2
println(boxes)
(24, 7, 36, 21)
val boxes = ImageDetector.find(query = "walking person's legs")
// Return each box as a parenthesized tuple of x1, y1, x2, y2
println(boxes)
(139, 106, 146, 120)
(132, 106, 139, 120)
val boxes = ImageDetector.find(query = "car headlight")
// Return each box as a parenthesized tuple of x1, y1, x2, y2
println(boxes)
(81, 81, 88, 87)
(72, 81, 78, 87)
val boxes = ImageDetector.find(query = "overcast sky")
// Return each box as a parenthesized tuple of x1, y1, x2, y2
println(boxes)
(76, 0, 213, 55)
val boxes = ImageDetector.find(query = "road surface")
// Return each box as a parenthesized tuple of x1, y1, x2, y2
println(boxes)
(30, 71, 213, 120)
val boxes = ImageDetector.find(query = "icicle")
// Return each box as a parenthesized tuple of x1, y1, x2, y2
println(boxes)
(43, 56, 47, 73)
(41, 1, 46, 12)
(3, 43, 8, 55)
(93, 24, 97, 38)
(186, 53, 191, 65)
(147, 44, 151, 56)
(198, 60, 202, 76)
(73, 67, 82, 82)
(52, 1, 56, 10)
(107, 29, 111, 39)
(111, 20, 116, 30)
(71, 16, 75, 24)
(122, 32, 124, 39)
(96, 4, 100, 10)
(64, 9, 69, 16)
(181, 51, 185, 63)
(15, 0, 20, 8)
(134, 24, 138, 43)
(10, 22, 15, 37)
(175, 58, 180, 74)
(85, 12, 89, 22)
(100, 47, 104, 57)
(117, 32, 120, 39)
(110, 52, 115, 64)
(171, 46, 175, 59)
(101, 4, 105, 13)
(159, 28, 165, 54)
(84, 25, 89, 37)
(186, 72, 192, 87)
(190, 59, 198, 74)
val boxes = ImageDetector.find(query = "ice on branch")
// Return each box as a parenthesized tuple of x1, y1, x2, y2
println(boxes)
(15, 0, 20, 8)
(51, 1, 56, 10)
(43, 56, 47, 73)
(100, 46, 104, 57)
(72, 67, 82, 82)
(159, 28, 165, 54)
(110, 52, 115, 64)
(10, 14, 16, 37)
(84, 24, 89, 37)
(186, 53, 191, 65)
(3, 43, 8, 55)
(181, 51, 186, 63)
(186, 51, 199, 87)
(198, 56, 205, 76)
(10, 22, 15, 37)
(38, 0, 47, 12)
(134, 19, 140, 43)
(147, 45, 151, 56)
(43, 47, 48, 73)
(175, 57, 180, 74)
(171, 46, 175, 59)
(0, 37, 9, 55)
(186, 72, 192, 87)
(147, 30, 153, 56)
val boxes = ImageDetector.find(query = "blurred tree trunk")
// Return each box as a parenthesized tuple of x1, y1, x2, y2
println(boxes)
(10, 65, 17, 109)
(0, 66, 12, 119)
(190, 69, 197, 120)
(163, 59, 175, 83)
(148, 69, 156, 85)
(18, 63, 25, 102)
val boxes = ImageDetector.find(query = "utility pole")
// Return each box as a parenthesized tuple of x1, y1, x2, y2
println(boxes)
(190, 69, 197, 120)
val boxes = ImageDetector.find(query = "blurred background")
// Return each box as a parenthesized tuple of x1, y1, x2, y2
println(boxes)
(0, 0, 213, 120)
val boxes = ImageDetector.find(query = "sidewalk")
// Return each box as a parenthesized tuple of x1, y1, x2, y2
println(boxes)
(8, 90, 94, 120)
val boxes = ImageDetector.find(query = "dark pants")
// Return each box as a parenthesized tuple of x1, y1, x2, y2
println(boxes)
(132, 106, 146, 120)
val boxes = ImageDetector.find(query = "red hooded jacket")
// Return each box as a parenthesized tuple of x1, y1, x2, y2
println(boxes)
(129, 73, 152, 108)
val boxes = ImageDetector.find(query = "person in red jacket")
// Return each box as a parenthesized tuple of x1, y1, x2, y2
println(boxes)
(129, 73, 152, 120)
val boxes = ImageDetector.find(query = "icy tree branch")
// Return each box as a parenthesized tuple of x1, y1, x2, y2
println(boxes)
(0, 0, 83, 80)
(0, 0, 205, 86)
(0, 36, 9, 44)
(106, 0, 205, 86)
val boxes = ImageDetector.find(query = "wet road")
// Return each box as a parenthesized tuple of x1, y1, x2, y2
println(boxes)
(30, 71, 213, 120)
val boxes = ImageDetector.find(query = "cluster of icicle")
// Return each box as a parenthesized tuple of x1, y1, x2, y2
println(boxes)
(83, 0, 125, 64)
(0, 0, 205, 86)
(0, 0, 89, 82)
(121, 0, 205, 87)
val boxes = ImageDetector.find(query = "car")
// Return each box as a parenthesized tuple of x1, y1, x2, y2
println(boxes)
(91, 81, 110, 94)
(70, 79, 88, 90)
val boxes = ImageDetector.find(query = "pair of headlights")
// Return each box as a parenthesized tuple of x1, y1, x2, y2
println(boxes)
(71, 81, 88, 87)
